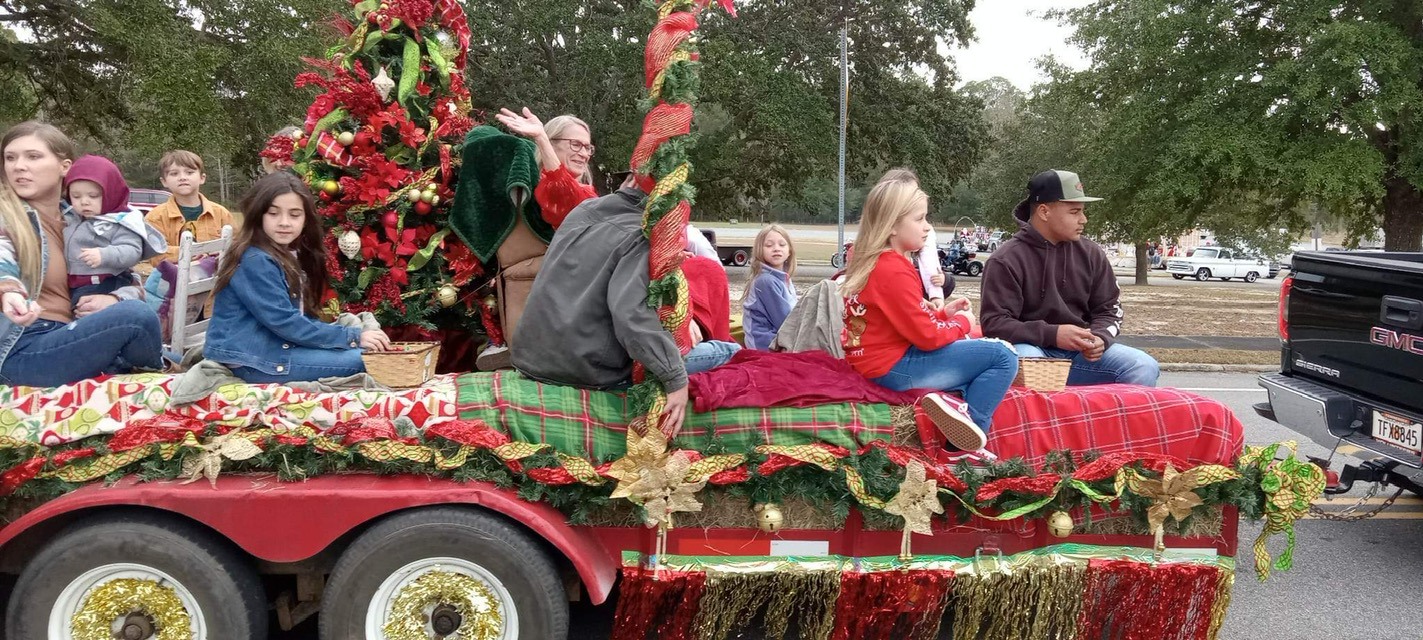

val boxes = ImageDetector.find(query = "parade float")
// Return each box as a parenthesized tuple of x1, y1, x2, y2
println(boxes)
(0, 0, 1322, 638)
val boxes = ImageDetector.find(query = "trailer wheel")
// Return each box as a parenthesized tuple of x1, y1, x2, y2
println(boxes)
(731, 249, 750, 267)
(5, 513, 266, 640)
(320, 506, 567, 640)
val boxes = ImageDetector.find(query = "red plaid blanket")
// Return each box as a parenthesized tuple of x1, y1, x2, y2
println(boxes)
(971, 384, 1244, 468)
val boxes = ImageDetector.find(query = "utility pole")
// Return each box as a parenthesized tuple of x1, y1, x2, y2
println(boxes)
(836, 18, 849, 251)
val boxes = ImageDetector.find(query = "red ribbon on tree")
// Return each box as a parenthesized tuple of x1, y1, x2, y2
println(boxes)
(644, 12, 698, 87)
(630, 102, 694, 173)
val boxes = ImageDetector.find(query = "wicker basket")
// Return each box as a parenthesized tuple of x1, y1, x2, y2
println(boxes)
(362, 342, 441, 388)
(1013, 357, 1072, 392)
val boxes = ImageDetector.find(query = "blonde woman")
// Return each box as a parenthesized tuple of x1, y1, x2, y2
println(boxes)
(742, 224, 798, 350)
(840, 173, 1017, 457)
(0, 121, 163, 386)
(494, 108, 597, 228)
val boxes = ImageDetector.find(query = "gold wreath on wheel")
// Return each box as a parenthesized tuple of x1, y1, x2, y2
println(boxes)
(381, 569, 504, 640)
(69, 578, 192, 640)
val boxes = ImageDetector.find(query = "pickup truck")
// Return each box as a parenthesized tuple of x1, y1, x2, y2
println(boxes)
(1256, 251, 1423, 493)
(1167, 246, 1278, 282)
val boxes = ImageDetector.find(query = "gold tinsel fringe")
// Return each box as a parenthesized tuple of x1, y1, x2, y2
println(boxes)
(951, 560, 1085, 640)
(1206, 566, 1235, 640)
(694, 569, 841, 640)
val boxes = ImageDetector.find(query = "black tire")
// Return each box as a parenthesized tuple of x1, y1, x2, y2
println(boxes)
(967, 262, 983, 277)
(732, 249, 750, 267)
(320, 506, 568, 640)
(1194, 268, 1211, 282)
(1172, 274, 1185, 280)
(1245, 272, 1259, 283)
(5, 512, 266, 639)
(830, 251, 846, 269)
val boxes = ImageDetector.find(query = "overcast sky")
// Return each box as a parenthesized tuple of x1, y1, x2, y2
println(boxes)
(948, 0, 1095, 89)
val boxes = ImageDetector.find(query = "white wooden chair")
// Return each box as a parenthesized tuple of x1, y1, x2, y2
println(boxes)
(169, 225, 234, 355)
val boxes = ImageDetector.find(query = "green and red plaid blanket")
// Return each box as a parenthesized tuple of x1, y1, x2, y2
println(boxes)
(455, 372, 906, 460)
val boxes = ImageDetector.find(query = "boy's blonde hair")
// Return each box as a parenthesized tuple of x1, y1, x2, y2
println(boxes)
(840, 174, 928, 296)
(742, 224, 796, 302)
(539, 115, 593, 185)
(159, 150, 204, 175)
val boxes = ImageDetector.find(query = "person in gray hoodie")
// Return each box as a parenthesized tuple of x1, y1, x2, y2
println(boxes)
(979, 170, 1159, 386)
(512, 173, 690, 436)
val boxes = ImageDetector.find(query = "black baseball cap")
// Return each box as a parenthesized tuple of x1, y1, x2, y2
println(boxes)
(1014, 169, 1102, 221)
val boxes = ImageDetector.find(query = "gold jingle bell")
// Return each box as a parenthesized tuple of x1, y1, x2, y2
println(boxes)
(437, 284, 459, 308)
(1047, 510, 1074, 538)
(754, 503, 784, 533)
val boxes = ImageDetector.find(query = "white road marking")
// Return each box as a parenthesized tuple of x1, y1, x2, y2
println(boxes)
(1175, 387, 1265, 392)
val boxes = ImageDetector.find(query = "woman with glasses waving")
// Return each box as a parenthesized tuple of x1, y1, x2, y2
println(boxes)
(495, 108, 598, 229)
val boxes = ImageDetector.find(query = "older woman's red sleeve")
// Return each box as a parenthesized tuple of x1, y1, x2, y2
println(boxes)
(534, 166, 598, 228)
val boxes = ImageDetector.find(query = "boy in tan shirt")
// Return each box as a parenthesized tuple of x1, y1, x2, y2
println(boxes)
(144, 150, 235, 269)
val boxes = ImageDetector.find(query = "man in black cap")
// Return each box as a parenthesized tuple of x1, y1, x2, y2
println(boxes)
(979, 170, 1159, 386)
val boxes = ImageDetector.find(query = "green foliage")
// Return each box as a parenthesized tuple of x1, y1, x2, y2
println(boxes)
(463, 0, 987, 221)
(0, 0, 343, 194)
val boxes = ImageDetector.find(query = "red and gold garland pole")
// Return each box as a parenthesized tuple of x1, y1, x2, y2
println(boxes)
(626, 0, 736, 429)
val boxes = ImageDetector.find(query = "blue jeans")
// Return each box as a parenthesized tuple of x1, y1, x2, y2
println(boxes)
(228, 346, 366, 384)
(872, 340, 1019, 431)
(1013, 343, 1160, 387)
(0, 299, 163, 387)
(685, 340, 741, 375)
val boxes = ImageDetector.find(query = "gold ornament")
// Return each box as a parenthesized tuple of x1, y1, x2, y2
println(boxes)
(754, 503, 784, 533)
(406, 189, 423, 203)
(437, 284, 459, 308)
(882, 460, 943, 561)
(607, 419, 706, 566)
(482, 295, 498, 311)
(373, 65, 396, 102)
(69, 578, 192, 640)
(381, 570, 503, 640)
(1047, 510, 1075, 538)
(337, 131, 355, 146)
(180, 431, 263, 487)
(338, 229, 361, 260)
(321, 180, 340, 195)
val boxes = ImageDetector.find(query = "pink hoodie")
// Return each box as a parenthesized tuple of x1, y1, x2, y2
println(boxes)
(64, 155, 131, 215)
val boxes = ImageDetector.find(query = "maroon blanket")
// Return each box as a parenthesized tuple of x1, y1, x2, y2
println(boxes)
(688, 350, 920, 412)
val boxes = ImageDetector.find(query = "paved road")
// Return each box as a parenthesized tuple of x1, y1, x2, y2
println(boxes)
(564, 372, 1423, 640)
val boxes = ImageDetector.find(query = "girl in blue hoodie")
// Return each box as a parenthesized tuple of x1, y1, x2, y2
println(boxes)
(742, 224, 798, 350)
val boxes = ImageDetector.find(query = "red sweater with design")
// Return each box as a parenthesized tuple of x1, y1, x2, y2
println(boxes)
(535, 165, 598, 228)
(842, 250, 974, 378)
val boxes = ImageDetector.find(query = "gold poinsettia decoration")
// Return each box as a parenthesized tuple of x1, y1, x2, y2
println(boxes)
(180, 431, 263, 487)
(607, 419, 706, 529)
(1123, 463, 1209, 533)
(883, 461, 943, 560)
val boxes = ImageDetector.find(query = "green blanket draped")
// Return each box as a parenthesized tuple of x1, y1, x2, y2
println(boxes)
(448, 126, 555, 262)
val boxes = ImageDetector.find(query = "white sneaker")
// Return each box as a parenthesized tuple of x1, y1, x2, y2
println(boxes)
(920, 393, 987, 452)
(945, 448, 998, 464)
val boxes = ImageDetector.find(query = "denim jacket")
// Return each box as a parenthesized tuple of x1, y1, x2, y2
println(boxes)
(205, 247, 361, 376)
(0, 202, 142, 373)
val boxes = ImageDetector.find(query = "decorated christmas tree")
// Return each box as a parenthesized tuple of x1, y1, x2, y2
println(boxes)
(262, 0, 485, 344)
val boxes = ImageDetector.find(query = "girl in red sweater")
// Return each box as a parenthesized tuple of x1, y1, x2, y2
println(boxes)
(841, 173, 1018, 455)
(495, 108, 598, 228)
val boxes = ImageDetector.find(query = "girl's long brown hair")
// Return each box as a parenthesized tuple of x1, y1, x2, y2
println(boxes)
(211, 173, 327, 314)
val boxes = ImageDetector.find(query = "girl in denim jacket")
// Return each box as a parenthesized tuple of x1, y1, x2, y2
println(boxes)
(205, 173, 390, 383)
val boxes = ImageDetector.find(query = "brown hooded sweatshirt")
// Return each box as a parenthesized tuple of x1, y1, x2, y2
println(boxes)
(979, 203, 1124, 349)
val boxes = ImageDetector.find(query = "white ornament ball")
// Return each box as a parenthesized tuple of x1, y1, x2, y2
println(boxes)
(337, 131, 355, 146)
(338, 230, 361, 260)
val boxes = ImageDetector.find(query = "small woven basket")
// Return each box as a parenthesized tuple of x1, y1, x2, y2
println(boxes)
(362, 342, 441, 388)
(1013, 357, 1072, 392)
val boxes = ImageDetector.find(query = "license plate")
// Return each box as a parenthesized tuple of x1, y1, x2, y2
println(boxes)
(1372, 411, 1423, 453)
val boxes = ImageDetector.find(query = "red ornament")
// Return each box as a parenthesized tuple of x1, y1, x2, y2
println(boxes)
(413, 201, 432, 215)
(382, 211, 400, 228)
(319, 191, 332, 202)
